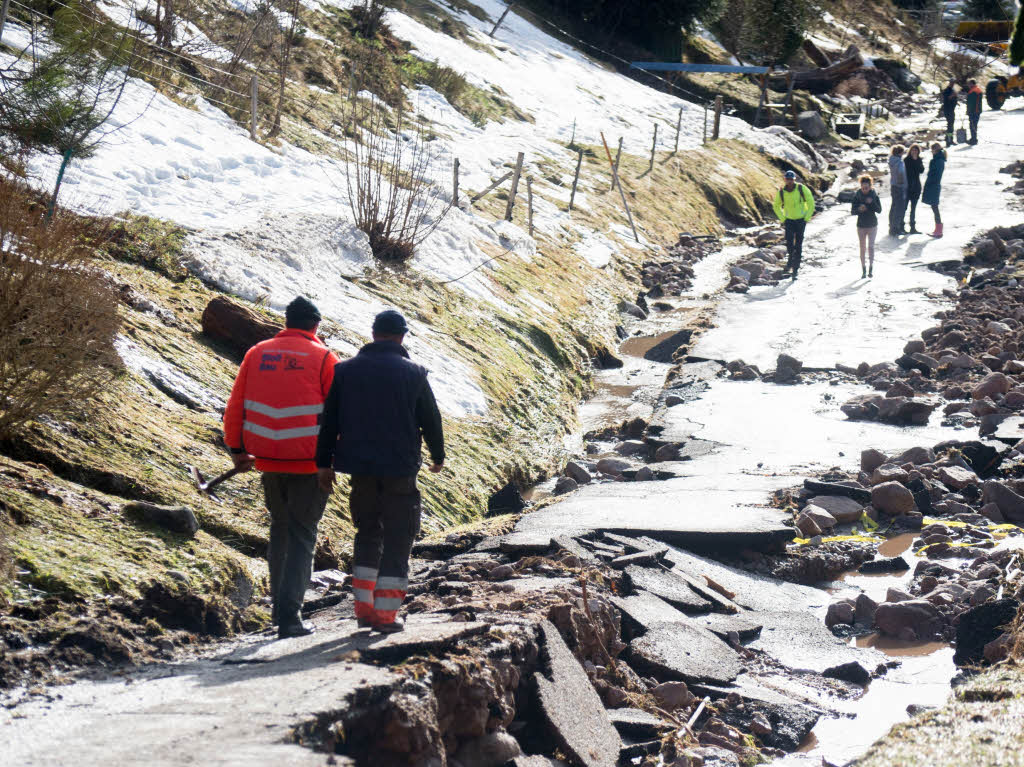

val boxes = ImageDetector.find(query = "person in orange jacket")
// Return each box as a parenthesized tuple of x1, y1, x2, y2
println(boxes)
(965, 79, 983, 146)
(223, 296, 340, 639)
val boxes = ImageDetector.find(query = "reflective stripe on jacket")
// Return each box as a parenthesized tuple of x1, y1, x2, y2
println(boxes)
(772, 184, 814, 222)
(223, 328, 339, 474)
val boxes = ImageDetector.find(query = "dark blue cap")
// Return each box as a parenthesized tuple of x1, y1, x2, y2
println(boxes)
(784, 170, 797, 179)
(285, 296, 321, 328)
(372, 309, 408, 336)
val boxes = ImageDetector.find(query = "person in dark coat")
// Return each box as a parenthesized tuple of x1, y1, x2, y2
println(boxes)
(922, 142, 947, 238)
(940, 80, 958, 146)
(315, 310, 445, 633)
(851, 175, 882, 279)
(904, 144, 926, 234)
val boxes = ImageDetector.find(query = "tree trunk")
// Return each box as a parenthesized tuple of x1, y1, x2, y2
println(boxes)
(269, 0, 299, 137)
(46, 149, 74, 222)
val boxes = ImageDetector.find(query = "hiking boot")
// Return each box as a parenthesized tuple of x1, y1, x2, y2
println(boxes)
(278, 620, 315, 639)
(862, 266, 866, 279)
(357, 617, 375, 629)
(791, 272, 797, 281)
(908, 227, 920, 234)
(868, 266, 873, 278)
(373, 618, 405, 634)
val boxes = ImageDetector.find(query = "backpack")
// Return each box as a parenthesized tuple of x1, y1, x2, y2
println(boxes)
(778, 184, 809, 206)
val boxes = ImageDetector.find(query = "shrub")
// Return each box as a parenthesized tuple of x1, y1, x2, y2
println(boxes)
(0, 177, 121, 440)
(940, 49, 986, 82)
(350, 0, 389, 39)
(963, 0, 1016, 20)
(341, 91, 453, 262)
(1011, 5, 1024, 67)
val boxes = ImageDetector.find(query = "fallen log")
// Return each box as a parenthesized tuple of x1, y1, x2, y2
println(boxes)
(770, 49, 864, 94)
(802, 39, 833, 68)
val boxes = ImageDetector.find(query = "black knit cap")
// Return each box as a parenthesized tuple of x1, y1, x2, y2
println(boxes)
(285, 296, 321, 329)
(372, 309, 408, 336)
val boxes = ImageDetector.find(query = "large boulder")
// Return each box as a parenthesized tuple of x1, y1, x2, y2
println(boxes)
(982, 480, 1024, 523)
(874, 599, 943, 640)
(871, 482, 916, 516)
(122, 502, 200, 536)
(488, 482, 526, 516)
(973, 372, 1012, 400)
(775, 353, 804, 384)
(797, 111, 828, 140)
(954, 598, 1020, 666)
(808, 495, 863, 523)
(200, 296, 279, 356)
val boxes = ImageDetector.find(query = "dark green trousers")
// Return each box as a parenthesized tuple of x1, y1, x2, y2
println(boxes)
(262, 473, 329, 625)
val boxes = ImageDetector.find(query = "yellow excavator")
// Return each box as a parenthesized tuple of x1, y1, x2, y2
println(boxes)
(953, 20, 1023, 109)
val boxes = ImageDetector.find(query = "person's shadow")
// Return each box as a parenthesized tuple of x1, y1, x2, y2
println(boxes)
(746, 280, 794, 301)
(826, 278, 869, 298)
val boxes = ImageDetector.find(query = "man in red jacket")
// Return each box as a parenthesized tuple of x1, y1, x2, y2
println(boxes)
(223, 296, 340, 638)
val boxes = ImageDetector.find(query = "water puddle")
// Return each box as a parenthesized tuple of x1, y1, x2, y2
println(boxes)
(877, 532, 916, 558)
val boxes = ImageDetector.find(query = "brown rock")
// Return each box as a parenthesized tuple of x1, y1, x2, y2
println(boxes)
(200, 296, 279, 355)
(874, 599, 943, 640)
(861, 448, 888, 474)
(937, 465, 979, 490)
(795, 512, 823, 538)
(825, 600, 855, 627)
(870, 482, 916, 516)
(973, 372, 1013, 400)
(871, 464, 909, 485)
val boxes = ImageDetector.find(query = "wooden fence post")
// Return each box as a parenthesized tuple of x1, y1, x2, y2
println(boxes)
(452, 157, 460, 205)
(569, 118, 576, 147)
(703, 103, 708, 145)
(505, 151, 525, 221)
(527, 177, 534, 236)
(712, 96, 723, 140)
(648, 123, 658, 174)
(753, 74, 767, 128)
(489, 2, 515, 37)
(250, 75, 259, 141)
(600, 132, 638, 243)
(610, 137, 622, 191)
(569, 147, 583, 211)
(673, 106, 683, 153)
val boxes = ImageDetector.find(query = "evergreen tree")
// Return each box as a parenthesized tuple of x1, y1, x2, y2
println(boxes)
(963, 0, 1016, 20)
(1011, 3, 1024, 66)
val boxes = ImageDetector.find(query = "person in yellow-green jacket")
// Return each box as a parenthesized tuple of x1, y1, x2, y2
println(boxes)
(772, 170, 815, 281)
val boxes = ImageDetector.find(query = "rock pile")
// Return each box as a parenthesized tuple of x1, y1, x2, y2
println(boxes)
(642, 233, 719, 298)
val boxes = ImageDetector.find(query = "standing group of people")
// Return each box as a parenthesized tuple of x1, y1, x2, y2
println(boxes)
(223, 299, 445, 639)
(941, 78, 984, 147)
(853, 142, 946, 277)
(773, 139, 948, 282)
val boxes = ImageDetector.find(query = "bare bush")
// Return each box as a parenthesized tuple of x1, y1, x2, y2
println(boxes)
(351, 0, 389, 39)
(341, 92, 453, 262)
(939, 49, 986, 82)
(0, 176, 121, 440)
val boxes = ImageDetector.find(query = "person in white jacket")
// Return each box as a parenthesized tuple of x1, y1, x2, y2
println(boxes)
(887, 145, 908, 237)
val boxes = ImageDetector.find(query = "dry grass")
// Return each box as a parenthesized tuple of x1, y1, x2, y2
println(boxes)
(0, 176, 121, 439)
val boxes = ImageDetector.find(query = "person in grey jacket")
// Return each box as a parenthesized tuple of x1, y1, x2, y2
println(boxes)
(888, 144, 908, 237)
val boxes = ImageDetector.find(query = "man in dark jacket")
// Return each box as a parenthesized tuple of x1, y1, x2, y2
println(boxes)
(315, 310, 445, 633)
(966, 80, 983, 145)
(940, 80, 957, 147)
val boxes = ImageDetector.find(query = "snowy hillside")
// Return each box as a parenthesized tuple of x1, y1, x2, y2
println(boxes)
(2, 0, 820, 420)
